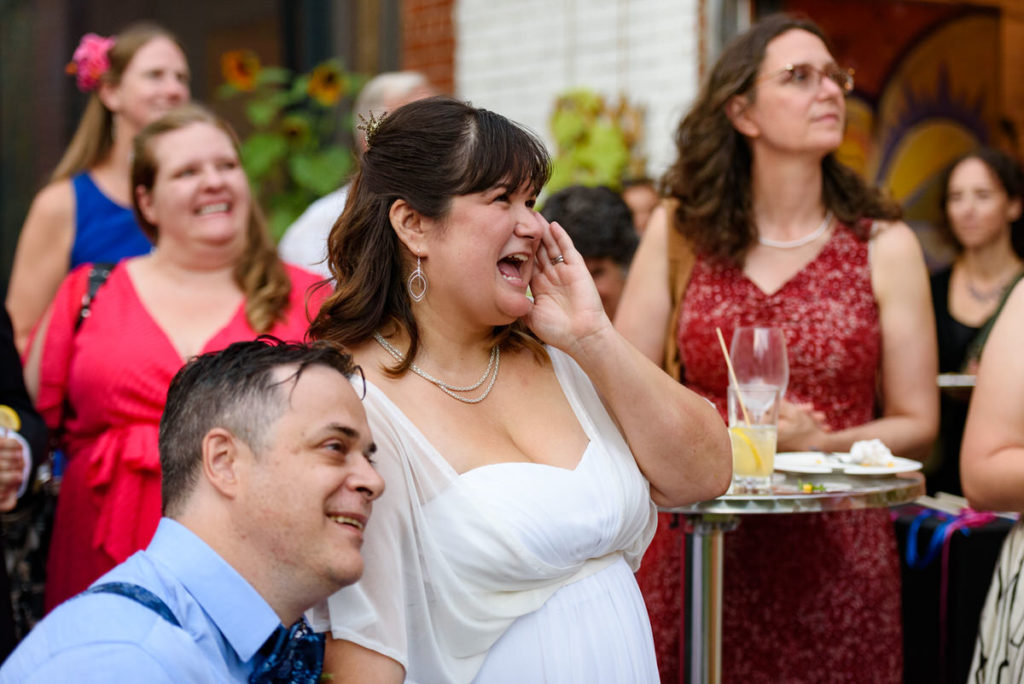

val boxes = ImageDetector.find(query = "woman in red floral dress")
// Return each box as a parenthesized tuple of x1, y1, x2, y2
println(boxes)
(616, 13, 938, 683)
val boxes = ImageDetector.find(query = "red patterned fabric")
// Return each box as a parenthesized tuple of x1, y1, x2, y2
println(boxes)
(636, 224, 903, 682)
(36, 261, 326, 612)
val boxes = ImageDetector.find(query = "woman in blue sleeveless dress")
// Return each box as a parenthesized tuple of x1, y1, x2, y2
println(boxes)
(6, 23, 189, 351)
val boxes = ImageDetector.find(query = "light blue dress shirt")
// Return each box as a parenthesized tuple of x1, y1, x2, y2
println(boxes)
(0, 518, 282, 683)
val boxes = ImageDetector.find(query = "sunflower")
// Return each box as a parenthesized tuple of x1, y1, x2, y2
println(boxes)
(221, 50, 261, 92)
(307, 61, 345, 106)
(280, 114, 312, 148)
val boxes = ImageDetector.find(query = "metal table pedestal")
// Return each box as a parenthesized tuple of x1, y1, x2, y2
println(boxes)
(662, 472, 925, 684)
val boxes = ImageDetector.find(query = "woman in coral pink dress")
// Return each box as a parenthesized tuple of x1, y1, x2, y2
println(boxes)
(616, 14, 938, 683)
(25, 104, 326, 611)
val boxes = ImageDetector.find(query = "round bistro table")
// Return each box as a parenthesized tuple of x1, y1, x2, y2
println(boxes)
(659, 470, 926, 684)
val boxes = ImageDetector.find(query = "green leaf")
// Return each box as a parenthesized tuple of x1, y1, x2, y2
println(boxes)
(564, 88, 603, 115)
(240, 133, 288, 181)
(267, 206, 298, 242)
(246, 99, 282, 128)
(291, 74, 311, 100)
(546, 162, 573, 195)
(550, 110, 587, 149)
(288, 147, 352, 195)
(256, 66, 292, 86)
(216, 83, 239, 99)
(579, 123, 629, 183)
(269, 89, 301, 110)
(267, 190, 314, 241)
(347, 73, 369, 96)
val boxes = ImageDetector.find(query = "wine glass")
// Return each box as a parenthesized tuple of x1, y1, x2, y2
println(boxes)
(729, 326, 789, 399)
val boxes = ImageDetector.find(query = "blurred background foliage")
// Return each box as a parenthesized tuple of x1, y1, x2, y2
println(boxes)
(218, 49, 366, 240)
(547, 88, 648, 194)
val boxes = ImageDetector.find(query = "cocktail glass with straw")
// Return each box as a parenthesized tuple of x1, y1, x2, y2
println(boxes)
(717, 328, 779, 494)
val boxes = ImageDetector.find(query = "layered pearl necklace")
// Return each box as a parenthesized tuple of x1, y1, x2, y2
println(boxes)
(758, 211, 833, 249)
(373, 332, 500, 404)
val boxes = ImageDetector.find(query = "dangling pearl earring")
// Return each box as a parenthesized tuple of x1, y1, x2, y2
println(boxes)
(407, 254, 427, 302)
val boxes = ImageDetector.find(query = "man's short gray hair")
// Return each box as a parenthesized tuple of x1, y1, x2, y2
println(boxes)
(354, 71, 433, 134)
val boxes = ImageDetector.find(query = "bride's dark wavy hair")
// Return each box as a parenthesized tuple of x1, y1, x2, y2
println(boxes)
(663, 12, 901, 264)
(307, 96, 551, 374)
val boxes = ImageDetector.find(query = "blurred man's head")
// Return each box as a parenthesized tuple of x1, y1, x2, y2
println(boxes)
(159, 338, 384, 622)
(541, 185, 638, 319)
(621, 177, 659, 234)
(353, 71, 436, 153)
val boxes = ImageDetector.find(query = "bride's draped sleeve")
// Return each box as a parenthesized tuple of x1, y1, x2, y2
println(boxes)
(307, 348, 657, 683)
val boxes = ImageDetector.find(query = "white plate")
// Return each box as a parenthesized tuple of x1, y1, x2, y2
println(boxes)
(774, 452, 923, 475)
(773, 452, 832, 474)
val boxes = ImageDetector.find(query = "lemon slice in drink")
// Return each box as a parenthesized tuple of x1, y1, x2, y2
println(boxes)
(729, 426, 763, 469)
(0, 405, 20, 432)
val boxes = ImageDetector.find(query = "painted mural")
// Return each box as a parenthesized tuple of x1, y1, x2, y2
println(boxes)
(787, 1, 1004, 268)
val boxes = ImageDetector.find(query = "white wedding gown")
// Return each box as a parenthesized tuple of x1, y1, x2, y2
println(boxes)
(310, 348, 659, 683)
(460, 454, 659, 683)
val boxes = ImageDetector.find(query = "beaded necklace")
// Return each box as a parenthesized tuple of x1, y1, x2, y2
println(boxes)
(373, 332, 500, 404)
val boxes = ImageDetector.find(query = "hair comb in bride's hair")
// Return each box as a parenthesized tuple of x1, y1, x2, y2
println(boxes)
(357, 111, 386, 149)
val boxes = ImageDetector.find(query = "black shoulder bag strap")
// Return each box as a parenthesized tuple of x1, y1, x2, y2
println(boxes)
(53, 262, 115, 444)
(76, 262, 115, 331)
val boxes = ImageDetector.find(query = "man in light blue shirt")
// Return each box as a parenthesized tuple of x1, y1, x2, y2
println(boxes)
(1, 339, 385, 682)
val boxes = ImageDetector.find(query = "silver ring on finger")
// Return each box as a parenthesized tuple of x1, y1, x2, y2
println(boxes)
(550, 254, 565, 265)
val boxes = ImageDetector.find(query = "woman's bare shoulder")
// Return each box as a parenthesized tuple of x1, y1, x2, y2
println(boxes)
(868, 218, 915, 242)
(868, 219, 925, 263)
(26, 179, 75, 229)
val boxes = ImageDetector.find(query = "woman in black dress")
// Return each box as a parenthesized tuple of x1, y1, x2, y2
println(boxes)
(931, 147, 1024, 495)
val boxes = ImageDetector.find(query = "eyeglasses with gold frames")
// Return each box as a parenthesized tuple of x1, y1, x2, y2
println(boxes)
(756, 63, 855, 94)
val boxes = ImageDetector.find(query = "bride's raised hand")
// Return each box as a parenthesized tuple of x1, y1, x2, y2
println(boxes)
(524, 215, 609, 352)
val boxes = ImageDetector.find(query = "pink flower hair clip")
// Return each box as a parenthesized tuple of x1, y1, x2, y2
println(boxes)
(66, 33, 116, 92)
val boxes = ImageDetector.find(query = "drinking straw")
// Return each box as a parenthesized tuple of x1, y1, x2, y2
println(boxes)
(716, 327, 752, 425)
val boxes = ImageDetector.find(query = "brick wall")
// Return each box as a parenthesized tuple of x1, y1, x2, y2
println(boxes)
(454, 0, 701, 178)
(402, 0, 456, 95)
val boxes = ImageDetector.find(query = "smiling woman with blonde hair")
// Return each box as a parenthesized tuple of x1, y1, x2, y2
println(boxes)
(25, 103, 324, 611)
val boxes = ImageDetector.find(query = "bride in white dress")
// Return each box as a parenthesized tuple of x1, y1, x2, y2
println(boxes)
(306, 96, 731, 683)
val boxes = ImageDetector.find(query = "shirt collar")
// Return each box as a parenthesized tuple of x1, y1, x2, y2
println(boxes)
(147, 518, 282, 663)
